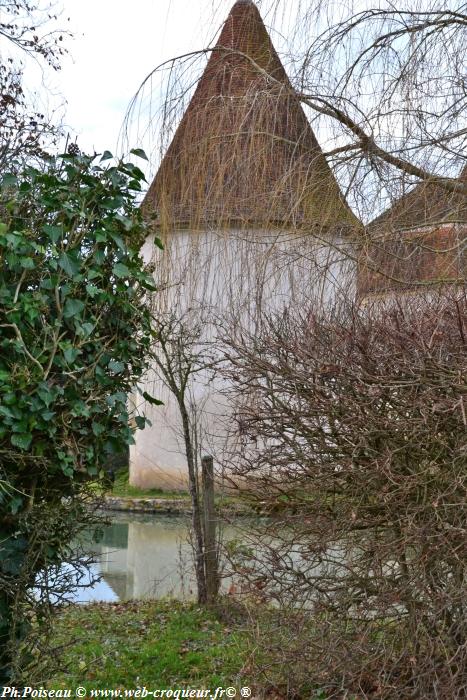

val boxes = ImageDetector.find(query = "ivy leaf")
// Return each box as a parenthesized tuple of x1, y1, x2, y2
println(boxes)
(113, 262, 130, 278)
(0, 406, 15, 419)
(100, 150, 113, 161)
(141, 273, 157, 291)
(108, 360, 125, 374)
(104, 196, 124, 211)
(58, 251, 80, 277)
(5, 233, 22, 249)
(142, 391, 164, 406)
(10, 496, 23, 515)
(115, 214, 132, 231)
(70, 401, 91, 418)
(95, 230, 107, 243)
(64, 347, 80, 363)
(37, 384, 54, 407)
(109, 232, 125, 250)
(61, 464, 74, 477)
(134, 415, 146, 429)
(130, 148, 148, 161)
(63, 298, 85, 318)
(85, 283, 100, 298)
(42, 224, 63, 243)
(41, 410, 55, 422)
(40, 277, 55, 290)
(78, 322, 94, 337)
(92, 421, 105, 436)
(106, 392, 127, 407)
(19, 256, 35, 269)
(11, 433, 33, 450)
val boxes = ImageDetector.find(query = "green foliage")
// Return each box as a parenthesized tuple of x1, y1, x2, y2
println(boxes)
(0, 151, 159, 681)
(0, 152, 157, 496)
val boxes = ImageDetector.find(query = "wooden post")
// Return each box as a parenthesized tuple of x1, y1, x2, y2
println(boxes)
(202, 454, 218, 602)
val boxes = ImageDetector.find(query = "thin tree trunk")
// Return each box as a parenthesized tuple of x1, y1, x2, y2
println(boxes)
(0, 517, 15, 684)
(178, 398, 207, 604)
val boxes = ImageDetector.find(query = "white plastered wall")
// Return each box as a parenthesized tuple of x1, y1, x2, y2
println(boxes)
(130, 227, 356, 490)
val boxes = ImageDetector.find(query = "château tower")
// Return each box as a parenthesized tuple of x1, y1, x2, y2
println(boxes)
(129, 0, 359, 489)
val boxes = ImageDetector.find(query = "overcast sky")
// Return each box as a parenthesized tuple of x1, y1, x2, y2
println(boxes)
(27, 0, 294, 161)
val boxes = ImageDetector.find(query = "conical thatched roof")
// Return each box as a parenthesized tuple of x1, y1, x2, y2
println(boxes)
(143, 0, 357, 231)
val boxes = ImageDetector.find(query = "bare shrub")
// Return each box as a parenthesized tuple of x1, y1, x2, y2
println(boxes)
(223, 291, 466, 699)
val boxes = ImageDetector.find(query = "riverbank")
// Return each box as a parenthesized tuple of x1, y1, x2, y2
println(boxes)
(43, 599, 328, 699)
(102, 470, 253, 515)
(103, 494, 193, 514)
(102, 494, 252, 516)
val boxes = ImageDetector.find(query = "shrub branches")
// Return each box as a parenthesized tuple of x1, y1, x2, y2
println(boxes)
(223, 293, 466, 698)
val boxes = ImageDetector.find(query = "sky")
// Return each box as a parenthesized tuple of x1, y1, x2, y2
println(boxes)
(51, 1, 225, 154)
(24, 0, 295, 162)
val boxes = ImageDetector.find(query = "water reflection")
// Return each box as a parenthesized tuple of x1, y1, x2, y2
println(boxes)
(81, 513, 205, 603)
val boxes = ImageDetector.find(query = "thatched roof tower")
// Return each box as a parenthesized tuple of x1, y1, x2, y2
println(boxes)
(142, 0, 357, 232)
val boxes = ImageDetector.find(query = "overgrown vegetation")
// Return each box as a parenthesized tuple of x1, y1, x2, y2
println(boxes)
(224, 293, 467, 699)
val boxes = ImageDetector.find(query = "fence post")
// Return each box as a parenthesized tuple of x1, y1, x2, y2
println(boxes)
(201, 454, 218, 602)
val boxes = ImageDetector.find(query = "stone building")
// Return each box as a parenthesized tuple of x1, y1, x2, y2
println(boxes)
(358, 169, 467, 300)
(130, 0, 465, 489)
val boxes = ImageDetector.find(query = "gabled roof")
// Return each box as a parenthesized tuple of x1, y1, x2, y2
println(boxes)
(359, 166, 467, 298)
(143, 0, 357, 231)
(371, 166, 467, 231)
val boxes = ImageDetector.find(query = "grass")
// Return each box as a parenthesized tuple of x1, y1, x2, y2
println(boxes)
(46, 599, 250, 689)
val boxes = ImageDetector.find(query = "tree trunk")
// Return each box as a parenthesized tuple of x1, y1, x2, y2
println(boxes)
(178, 398, 207, 604)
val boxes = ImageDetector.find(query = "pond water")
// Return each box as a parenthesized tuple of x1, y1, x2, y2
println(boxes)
(71, 512, 236, 604)
(66, 512, 336, 606)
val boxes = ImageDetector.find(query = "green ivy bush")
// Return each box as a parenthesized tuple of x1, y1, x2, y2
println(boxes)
(0, 150, 160, 682)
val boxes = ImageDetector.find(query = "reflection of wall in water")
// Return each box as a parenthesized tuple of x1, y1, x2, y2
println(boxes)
(91, 522, 132, 601)
(127, 519, 195, 599)
(99, 546, 132, 600)
(94, 517, 195, 600)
